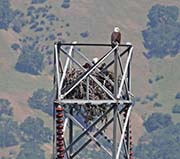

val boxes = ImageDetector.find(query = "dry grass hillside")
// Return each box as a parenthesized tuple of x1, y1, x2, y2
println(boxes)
(0, 0, 180, 158)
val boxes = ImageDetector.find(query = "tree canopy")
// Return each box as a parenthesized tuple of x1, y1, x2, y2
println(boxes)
(135, 123, 180, 159)
(0, 118, 19, 148)
(0, 98, 13, 118)
(28, 89, 53, 116)
(15, 45, 44, 75)
(143, 4, 180, 58)
(0, 98, 52, 149)
(0, 0, 14, 30)
(16, 142, 45, 159)
(143, 113, 173, 133)
(20, 116, 51, 144)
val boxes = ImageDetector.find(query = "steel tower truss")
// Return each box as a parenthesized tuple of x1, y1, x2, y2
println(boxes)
(53, 41, 134, 159)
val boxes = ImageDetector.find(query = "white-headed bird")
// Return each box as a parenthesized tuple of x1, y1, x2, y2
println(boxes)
(111, 27, 121, 48)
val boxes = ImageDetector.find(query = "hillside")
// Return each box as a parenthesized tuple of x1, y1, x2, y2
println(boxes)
(0, 0, 180, 159)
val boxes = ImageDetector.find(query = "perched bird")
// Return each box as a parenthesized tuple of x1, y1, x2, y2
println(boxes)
(83, 57, 99, 69)
(83, 63, 91, 69)
(111, 27, 121, 48)
(92, 57, 99, 64)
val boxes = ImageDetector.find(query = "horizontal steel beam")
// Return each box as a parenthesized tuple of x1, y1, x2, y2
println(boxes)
(56, 42, 132, 47)
(54, 99, 132, 105)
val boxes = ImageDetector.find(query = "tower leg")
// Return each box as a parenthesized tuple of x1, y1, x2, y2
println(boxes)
(113, 47, 118, 159)
(112, 104, 118, 159)
(69, 107, 73, 158)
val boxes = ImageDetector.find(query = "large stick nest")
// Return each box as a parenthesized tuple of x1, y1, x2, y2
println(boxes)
(62, 67, 119, 123)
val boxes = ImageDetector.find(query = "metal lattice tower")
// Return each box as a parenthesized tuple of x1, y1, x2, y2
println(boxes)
(53, 41, 134, 159)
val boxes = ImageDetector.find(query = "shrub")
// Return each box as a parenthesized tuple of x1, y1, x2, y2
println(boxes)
(141, 100, 148, 105)
(155, 75, 164, 81)
(31, 0, 47, 4)
(132, 96, 141, 103)
(172, 104, 180, 113)
(46, 50, 53, 55)
(35, 27, 43, 32)
(35, 15, 39, 19)
(12, 22, 22, 33)
(36, 7, 48, 13)
(66, 23, 70, 27)
(49, 34, 56, 41)
(46, 14, 56, 21)
(66, 31, 70, 36)
(0, 99, 12, 117)
(14, 9, 22, 17)
(57, 32, 62, 36)
(11, 43, 20, 51)
(61, 2, 70, 9)
(27, 6, 35, 11)
(40, 21, 45, 25)
(146, 93, 158, 101)
(80, 31, 89, 38)
(148, 78, 153, 84)
(175, 92, 180, 99)
(42, 13, 47, 17)
(153, 102, 162, 107)
(144, 113, 173, 133)
(30, 22, 38, 29)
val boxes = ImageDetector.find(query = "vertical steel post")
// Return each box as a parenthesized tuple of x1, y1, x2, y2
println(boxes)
(53, 43, 60, 159)
(53, 44, 56, 159)
(127, 49, 132, 158)
(69, 106, 73, 158)
(126, 49, 131, 155)
(113, 44, 118, 159)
